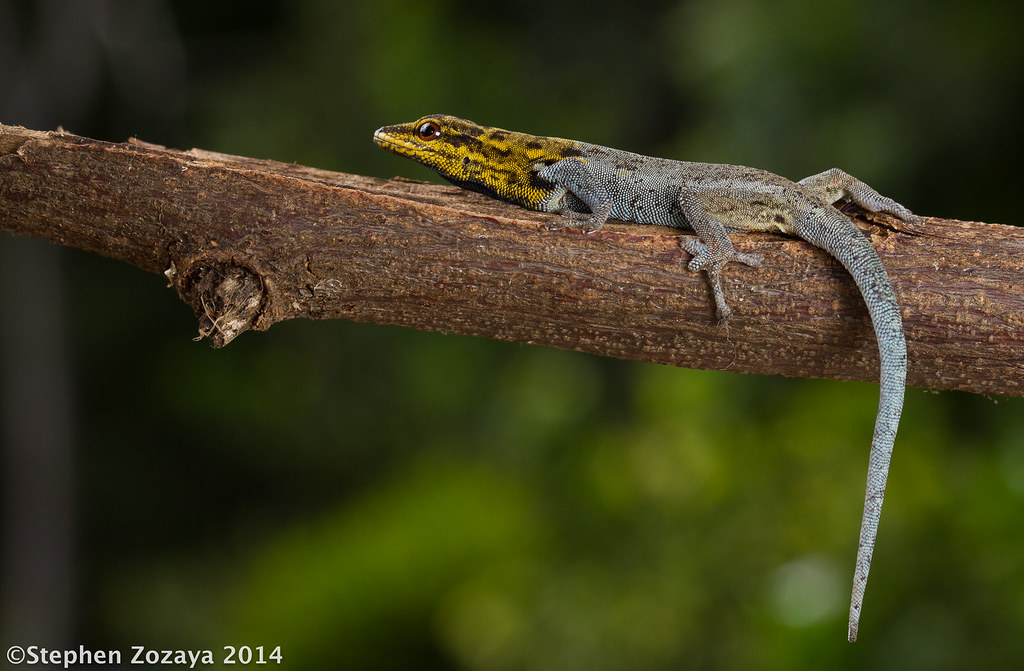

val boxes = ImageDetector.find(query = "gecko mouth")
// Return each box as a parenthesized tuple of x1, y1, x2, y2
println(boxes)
(373, 128, 424, 156)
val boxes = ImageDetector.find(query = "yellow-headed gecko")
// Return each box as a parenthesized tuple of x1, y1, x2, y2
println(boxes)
(374, 115, 914, 641)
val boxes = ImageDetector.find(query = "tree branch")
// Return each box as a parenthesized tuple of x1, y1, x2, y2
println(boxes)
(2, 123, 1021, 396)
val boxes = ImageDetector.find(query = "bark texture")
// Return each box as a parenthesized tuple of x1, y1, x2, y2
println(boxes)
(1, 123, 1022, 396)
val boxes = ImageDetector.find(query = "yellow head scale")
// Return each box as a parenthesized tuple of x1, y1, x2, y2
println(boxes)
(373, 115, 582, 211)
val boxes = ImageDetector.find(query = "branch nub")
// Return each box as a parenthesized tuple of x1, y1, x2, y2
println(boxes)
(177, 262, 264, 347)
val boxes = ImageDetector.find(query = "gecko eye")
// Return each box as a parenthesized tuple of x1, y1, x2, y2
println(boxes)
(417, 121, 441, 140)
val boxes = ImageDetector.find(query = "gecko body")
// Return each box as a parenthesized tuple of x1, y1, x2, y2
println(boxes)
(374, 115, 912, 641)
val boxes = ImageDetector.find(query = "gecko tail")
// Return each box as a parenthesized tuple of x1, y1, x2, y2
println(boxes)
(793, 211, 907, 642)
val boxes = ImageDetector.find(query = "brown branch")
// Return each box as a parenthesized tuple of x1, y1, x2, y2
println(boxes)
(2, 123, 1022, 396)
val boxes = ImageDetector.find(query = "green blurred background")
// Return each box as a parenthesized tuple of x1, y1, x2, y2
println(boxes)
(2, 1, 1024, 669)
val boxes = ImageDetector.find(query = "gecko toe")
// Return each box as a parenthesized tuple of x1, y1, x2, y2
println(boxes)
(682, 239, 710, 271)
(736, 252, 763, 268)
(547, 211, 603, 234)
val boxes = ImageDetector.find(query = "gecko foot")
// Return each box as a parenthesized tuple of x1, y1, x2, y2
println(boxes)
(876, 200, 915, 221)
(546, 200, 614, 234)
(546, 211, 603, 234)
(681, 238, 762, 321)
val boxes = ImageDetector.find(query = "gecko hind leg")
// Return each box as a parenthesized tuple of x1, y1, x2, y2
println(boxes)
(799, 168, 915, 221)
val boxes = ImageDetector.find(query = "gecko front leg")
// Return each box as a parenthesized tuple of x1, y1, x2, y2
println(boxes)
(533, 158, 612, 233)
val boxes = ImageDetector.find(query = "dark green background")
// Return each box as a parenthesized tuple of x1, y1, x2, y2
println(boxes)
(2, 1, 1023, 669)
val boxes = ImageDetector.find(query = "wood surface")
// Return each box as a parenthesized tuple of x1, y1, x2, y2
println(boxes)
(2, 123, 1021, 396)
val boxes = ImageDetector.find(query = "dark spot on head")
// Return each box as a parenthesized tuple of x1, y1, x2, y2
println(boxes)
(525, 140, 543, 150)
(442, 135, 474, 152)
(774, 214, 787, 224)
(484, 143, 512, 158)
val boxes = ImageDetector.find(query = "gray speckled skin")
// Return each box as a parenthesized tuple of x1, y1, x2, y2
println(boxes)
(537, 144, 805, 231)
(375, 116, 914, 642)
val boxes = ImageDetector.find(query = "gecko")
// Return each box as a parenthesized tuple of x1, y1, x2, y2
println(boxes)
(373, 115, 912, 641)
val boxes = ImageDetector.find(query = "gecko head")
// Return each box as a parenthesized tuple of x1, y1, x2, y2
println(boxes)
(373, 115, 581, 209)
(373, 115, 486, 182)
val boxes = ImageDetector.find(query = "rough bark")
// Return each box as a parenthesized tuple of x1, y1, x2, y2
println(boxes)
(1, 123, 1022, 396)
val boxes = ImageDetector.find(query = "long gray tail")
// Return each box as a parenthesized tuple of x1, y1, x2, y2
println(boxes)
(795, 212, 907, 642)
